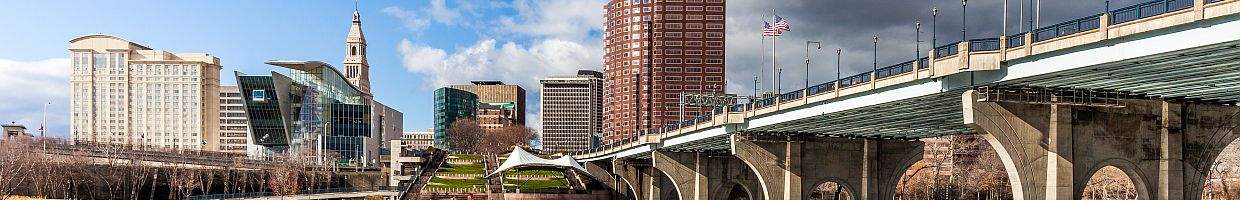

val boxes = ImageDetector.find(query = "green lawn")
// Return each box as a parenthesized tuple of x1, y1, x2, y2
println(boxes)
(438, 163, 486, 174)
(503, 179, 569, 190)
(427, 177, 487, 189)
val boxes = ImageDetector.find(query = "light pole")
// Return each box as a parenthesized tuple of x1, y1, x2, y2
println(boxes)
(872, 35, 879, 79)
(916, 21, 922, 60)
(963, 0, 968, 43)
(835, 48, 842, 88)
(320, 121, 330, 166)
(804, 41, 822, 89)
(932, 7, 939, 48)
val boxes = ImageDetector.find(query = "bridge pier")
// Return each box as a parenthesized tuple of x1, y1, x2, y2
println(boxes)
(963, 90, 1240, 200)
(652, 151, 707, 200)
(732, 136, 922, 200)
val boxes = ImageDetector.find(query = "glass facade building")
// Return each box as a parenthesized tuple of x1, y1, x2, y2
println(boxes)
(433, 87, 478, 148)
(236, 61, 373, 165)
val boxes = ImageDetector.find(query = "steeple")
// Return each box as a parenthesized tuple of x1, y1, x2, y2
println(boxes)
(344, 7, 370, 94)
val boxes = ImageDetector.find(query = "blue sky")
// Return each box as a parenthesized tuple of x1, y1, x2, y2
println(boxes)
(0, 0, 607, 137)
(0, 0, 1122, 138)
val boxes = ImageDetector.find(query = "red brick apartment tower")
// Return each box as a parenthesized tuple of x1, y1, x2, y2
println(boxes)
(602, 0, 726, 143)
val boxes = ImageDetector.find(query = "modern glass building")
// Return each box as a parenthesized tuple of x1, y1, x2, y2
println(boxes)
(433, 87, 478, 148)
(236, 60, 373, 165)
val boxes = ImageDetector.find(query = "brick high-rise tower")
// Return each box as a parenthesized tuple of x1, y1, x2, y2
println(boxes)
(602, 0, 726, 143)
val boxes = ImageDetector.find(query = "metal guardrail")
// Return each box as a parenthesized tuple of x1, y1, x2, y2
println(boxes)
(838, 73, 871, 88)
(935, 42, 960, 58)
(969, 38, 1001, 52)
(1111, 0, 1193, 25)
(1007, 32, 1028, 47)
(806, 82, 836, 96)
(779, 89, 805, 102)
(1034, 14, 1102, 42)
(876, 60, 916, 79)
(1207, 0, 1223, 3)
(917, 57, 929, 69)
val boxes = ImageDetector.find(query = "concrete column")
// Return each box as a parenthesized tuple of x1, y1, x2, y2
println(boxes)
(732, 136, 802, 200)
(614, 159, 650, 200)
(1046, 104, 1074, 200)
(963, 90, 1066, 200)
(1159, 101, 1185, 200)
(653, 151, 709, 200)
(860, 139, 879, 200)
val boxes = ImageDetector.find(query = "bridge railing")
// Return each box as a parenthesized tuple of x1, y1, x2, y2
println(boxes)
(968, 38, 1001, 52)
(934, 42, 960, 58)
(1007, 32, 1028, 47)
(1033, 14, 1102, 43)
(1110, 0, 1193, 24)
(573, 0, 1240, 158)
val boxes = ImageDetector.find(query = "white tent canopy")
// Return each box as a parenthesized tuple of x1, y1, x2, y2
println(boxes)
(484, 147, 589, 178)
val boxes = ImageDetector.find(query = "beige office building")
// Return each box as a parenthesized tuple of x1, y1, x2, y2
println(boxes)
(218, 86, 250, 154)
(539, 70, 604, 153)
(400, 129, 435, 150)
(450, 81, 526, 125)
(69, 35, 221, 150)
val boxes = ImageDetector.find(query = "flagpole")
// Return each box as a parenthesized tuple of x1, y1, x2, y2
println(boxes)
(41, 101, 49, 137)
(771, 9, 778, 94)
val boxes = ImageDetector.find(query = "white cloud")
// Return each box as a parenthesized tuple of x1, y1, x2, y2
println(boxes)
(382, 6, 431, 32)
(396, 0, 606, 131)
(0, 58, 71, 137)
(427, 0, 462, 24)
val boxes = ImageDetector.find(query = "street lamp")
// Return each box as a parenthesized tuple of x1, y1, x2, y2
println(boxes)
(962, 0, 968, 42)
(835, 48, 842, 95)
(932, 7, 939, 48)
(872, 35, 879, 79)
(915, 21, 922, 60)
(804, 41, 822, 89)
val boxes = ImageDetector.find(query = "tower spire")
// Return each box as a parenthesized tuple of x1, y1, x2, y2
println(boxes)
(344, 6, 370, 94)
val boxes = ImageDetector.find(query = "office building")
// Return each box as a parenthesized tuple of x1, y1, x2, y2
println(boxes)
(433, 87, 478, 148)
(69, 34, 221, 150)
(450, 81, 526, 125)
(601, 0, 726, 143)
(539, 70, 604, 153)
(218, 86, 252, 155)
(477, 102, 518, 131)
(401, 129, 435, 150)
(237, 60, 373, 165)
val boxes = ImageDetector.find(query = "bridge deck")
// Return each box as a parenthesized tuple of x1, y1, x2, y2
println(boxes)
(576, 0, 1240, 160)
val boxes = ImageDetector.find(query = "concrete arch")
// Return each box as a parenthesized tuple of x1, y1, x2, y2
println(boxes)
(807, 178, 856, 200)
(654, 169, 685, 200)
(1078, 160, 1150, 200)
(713, 180, 755, 200)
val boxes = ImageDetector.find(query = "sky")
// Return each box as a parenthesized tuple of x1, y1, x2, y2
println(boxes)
(0, 0, 1143, 138)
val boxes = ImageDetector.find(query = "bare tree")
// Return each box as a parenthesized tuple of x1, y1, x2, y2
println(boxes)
(446, 118, 485, 153)
(479, 126, 536, 154)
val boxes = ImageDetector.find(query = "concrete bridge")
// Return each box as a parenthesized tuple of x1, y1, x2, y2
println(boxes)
(573, 1, 1240, 199)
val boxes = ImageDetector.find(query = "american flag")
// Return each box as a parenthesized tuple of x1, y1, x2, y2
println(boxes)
(774, 15, 790, 32)
(762, 21, 780, 37)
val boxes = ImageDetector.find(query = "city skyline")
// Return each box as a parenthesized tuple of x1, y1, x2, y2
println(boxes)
(0, 0, 1145, 137)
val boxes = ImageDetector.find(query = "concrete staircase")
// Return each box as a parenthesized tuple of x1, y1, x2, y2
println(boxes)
(400, 149, 446, 200)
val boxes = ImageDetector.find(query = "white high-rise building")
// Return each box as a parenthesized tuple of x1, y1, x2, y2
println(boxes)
(539, 70, 604, 153)
(69, 35, 221, 150)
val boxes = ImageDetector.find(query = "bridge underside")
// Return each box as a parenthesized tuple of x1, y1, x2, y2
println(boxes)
(1000, 39, 1240, 103)
(743, 91, 972, 140)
